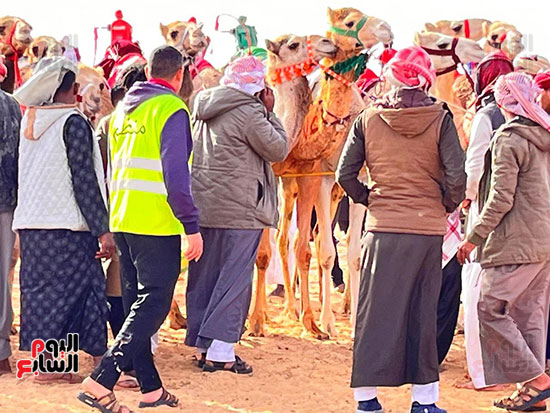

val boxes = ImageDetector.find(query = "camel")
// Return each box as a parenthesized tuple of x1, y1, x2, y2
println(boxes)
(247, 34, 339, 336)
(482, 21, 523, 60)
(160, 20, 208, 57)
(76, 64, 113, 127)
(259, 7, 392, 339)
(0, 16, 32, 92)
(514, 53, 550, 75)
(423, 19, 491, 41)
(19, 36, 64, 82)
(414, 31, 486, 147)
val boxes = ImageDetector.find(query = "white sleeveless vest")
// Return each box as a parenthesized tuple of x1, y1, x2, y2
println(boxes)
(13, 106, 106, 232)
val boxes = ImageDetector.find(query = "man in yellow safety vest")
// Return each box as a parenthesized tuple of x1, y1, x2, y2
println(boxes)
(79, 45, 202, 411)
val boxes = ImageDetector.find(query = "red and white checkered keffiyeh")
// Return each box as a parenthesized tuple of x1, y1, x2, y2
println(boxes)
(442, 209, 462, 267)
(221, 55, 266, 96)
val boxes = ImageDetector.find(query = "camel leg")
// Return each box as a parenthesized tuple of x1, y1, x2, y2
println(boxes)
(249, 229, 271, 337)
(277, 177, 299, 319)
(315, 176, 341, 338)
(295, 175, 328, 339)
(346, 201, 367, 332)
(168, 299, 187, 330)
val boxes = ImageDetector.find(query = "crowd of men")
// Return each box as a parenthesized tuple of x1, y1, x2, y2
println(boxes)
(1, 41, 550, 413)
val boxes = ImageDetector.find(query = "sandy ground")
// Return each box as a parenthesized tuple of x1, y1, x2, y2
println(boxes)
(0, 244, 515, 413)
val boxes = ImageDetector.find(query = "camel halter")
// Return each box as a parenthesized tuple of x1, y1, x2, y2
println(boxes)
(269, 37, 319, 85)
(330, 16, 368, 47)
(463, 19, 471, 39)
(0, 19, 23, 88)
(421, 37, 475, 88)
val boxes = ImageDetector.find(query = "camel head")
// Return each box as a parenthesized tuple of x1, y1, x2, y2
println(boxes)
(327, 7, 393, 54)
(482, 21, 524, 59)
(423, 19, 491, 41)
(414, 32, 486, 71)
(24, 36, 63, 64)
(265, 34, 337, 68)
(0, 16, 33, 56)
(513, 53, 550, 75)
(77, 64, 113, 123)
(160, 20, 208, 57)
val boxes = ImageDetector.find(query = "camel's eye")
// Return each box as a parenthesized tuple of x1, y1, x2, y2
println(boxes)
(452, 24, 463, 33)
(346, 21, 354, 28)
(288, 42, 299, 50)
(99, 83, 105, 91)
(437, 42, 450, 50)
(491, 34, 499, 41)
(170, 31, 179, 40)
(0, 26, 5, 36)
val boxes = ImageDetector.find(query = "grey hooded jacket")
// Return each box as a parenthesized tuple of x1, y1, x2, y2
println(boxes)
(191, 86, 288, 229)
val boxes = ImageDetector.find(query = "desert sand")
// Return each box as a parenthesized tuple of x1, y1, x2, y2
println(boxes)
(0, 244, 513, 413)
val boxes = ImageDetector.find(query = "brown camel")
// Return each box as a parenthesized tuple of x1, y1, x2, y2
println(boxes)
(414, 31, 486, 147)
(482, 21, 523, 59)
(19, 36, 64, 82)
(0, 16, 32, 92)
(248, 34, 339, 336)
(423, 19, 491, 41)
(266, 7, 392, 339)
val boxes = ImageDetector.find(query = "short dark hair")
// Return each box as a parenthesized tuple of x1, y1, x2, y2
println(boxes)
(56, 70, 76, 94)
(111, 63, 147, 105)
(149, 45, 183, 79)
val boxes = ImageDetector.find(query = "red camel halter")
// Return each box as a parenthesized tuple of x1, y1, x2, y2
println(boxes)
(463, 19, 471, 39)
(421, 37, 475, 88)
(269, 37, 319, 85)
(0, 19, 23, 88)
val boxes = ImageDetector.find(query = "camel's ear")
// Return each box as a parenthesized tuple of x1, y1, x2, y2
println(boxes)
(413, 32, 422, 45)
(160, 23, 168, 38)
(424, 23, 436, 32)
(327, 7, 336, 25)
(265, 39, 280, 55)
(482, 21, 491, 37)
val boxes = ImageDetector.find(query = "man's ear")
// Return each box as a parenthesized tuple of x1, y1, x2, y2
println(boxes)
(144, 65, 151, 80)
(73, 82, 79, 95)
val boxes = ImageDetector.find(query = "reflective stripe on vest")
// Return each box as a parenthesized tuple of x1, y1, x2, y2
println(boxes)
(109, 93, 190, 236)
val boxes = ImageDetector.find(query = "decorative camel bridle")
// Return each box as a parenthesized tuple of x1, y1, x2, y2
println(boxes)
(421, 37, 475, 88)
(0, 19, 24, 88)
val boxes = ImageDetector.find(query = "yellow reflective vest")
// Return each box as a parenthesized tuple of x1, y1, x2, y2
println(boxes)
(109, 93, 190, 235)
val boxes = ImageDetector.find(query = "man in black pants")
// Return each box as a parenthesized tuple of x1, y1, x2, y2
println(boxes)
(79, 46, 203, 411)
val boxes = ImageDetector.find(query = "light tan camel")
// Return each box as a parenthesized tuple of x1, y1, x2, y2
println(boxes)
(423, 19, 491, 41)
(160, 20, 208, 57)
(514, 53, 550, 75)
(267, 7, 392, 339)
(414, 32, 486, 146)
(248, 34, 339, 336)
(76, 64, 113, 128)
(482, 21, 523, 59)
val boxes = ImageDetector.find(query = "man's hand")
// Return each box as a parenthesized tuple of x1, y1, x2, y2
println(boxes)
(260, 87, 275, 113)
(97, 232, 116, 259)
(185, 232, 203, 262)
(457, 239, 476, 265)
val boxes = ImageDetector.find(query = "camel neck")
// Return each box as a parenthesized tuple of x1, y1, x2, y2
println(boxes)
(273, 76, 312, 145)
